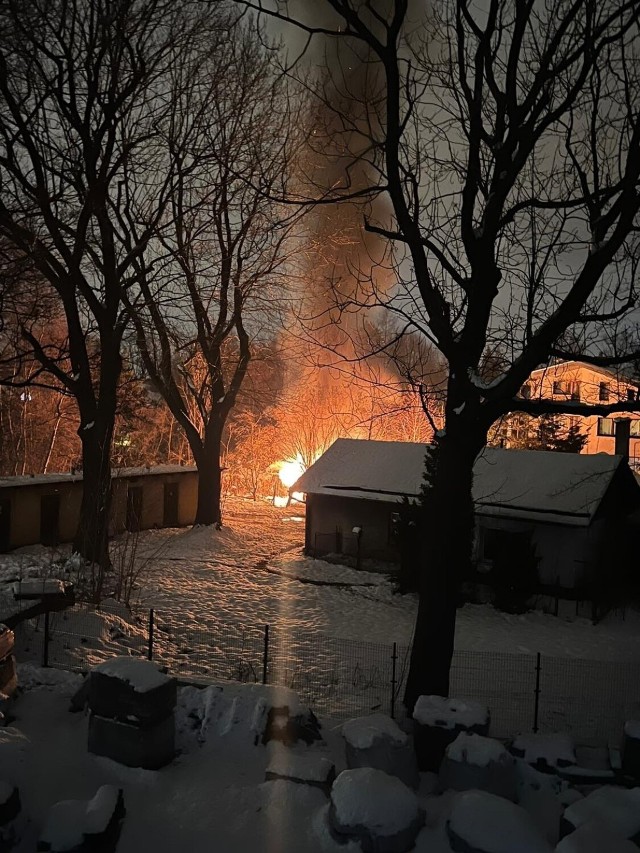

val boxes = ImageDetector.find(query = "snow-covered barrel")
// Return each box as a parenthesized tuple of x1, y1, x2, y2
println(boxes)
(87, 658, 176, 769)
(327, 768, 424, 853)
(342, 713, 419, 789)
(556, 820, 639, 853)
(621, 720, 640, 780)
(561, 786, 640, 845)
(412, 695, 490, 772)
(446, 790, 551, 853)
(510, 732, 576, 774)
(439, 732, 517, 801)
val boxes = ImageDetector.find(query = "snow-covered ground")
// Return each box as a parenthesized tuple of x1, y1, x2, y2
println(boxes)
(3, 498, 640, 741)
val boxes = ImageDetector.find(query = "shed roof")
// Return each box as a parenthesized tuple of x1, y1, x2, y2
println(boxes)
(0, 464, 197, 491)
(292, 438, 628, 526)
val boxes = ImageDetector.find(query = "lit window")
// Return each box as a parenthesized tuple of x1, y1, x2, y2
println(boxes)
(597, 418, 615, 436)
(599, 382, 610, 402)
(627, 388, 637, 401)
(631, 421, 640, 438)
(552, 380, 567, 395)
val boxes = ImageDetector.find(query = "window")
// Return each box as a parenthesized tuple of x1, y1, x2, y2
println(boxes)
(597, 417, 615, 436)
(599, 382, 610, 402)
(520, 384, 532, 399)
(627, 388, 637, 402)
(552, 380, 567, 395)
(632, 421, 640, 438)
(570, 381, 581, 401)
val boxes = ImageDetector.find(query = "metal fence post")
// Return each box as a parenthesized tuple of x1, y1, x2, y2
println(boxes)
(42, 609, 50, 668)
(390, 642, 398, 719)
(533, 652, 541, 732)
(148, 608, 154, 661)
(262, 624, 269, 685)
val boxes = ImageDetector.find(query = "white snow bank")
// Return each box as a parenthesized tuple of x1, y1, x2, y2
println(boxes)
(564, 786, 640, 838)
(92, 657, 170, 692)
(18, 663, 83, 695)
(446, 733, 510, 767)
(40, 785, 120, 851)
(331, 768, 420, 836)
(342, 713, 407, 749)
(556, 819, 638, 853)
(511, 733, 576, 768)
(414, 695, 489, 730)
(267, 744, 334, 783)
(447, 790, 551, 853)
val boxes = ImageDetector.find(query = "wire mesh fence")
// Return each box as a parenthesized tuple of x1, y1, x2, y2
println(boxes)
(12, 602, 640, 746)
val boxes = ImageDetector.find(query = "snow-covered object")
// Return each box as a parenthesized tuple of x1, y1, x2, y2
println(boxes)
(88, 711, 175, 770)
(92, 657, 169, 693)
(440, 733, 517, 801)
(511, 733, 576, 772)
(328, 768, 424, 853)
(414, 696, 489, 731)
(342, 714, 418, 789)
(265, 745, 335, 792)
(446, 790, 552, 853)
(563, 786, 640, 840)
(413, 695, 490, 772)
(12, 579, 66, 598)
(555, 819, 639, 853)
(519, 786, 562, 847)
(38, 786, 124, 852)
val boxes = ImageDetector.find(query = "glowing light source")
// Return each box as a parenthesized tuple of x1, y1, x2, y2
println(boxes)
(278, 455, 305, 489)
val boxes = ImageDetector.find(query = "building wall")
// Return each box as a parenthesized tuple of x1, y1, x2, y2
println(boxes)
(523, 362, 640, 458)
(474, 514, 605, 589)
(306, 494, 400, 562)
(0, 470, 199, 551)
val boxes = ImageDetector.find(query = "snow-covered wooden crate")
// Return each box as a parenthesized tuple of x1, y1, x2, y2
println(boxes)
(88, 657, 176, 724)
(88, 711, 175, 770)
(439, 732, 517, 801)
(510, 733, 576, 774)
(342, 713, 419, 789)
(37, 785, 125, 852)
(412, 695, 490, 772)
(265, 745, 336, 793)
(621, 720, 640, 780)
(327, 768, 425, 853)
(446, 789, 551, 853)
(561, 785, 640, 844)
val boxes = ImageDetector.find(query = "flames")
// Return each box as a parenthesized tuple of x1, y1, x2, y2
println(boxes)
(278, 454, 306, 489)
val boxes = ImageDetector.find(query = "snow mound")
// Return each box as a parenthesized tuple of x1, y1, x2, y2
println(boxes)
(624, 720, 640, 739)
(556, 819, 639, 853)
(446, 732, 510, 768)
(447, 790, 551, 853)
(17, 663, 83, 695)
(330, 768, 421, 837)
(563, 785, 640, 839)
(414, 695, 489, 730)
(266, 743, 335, 786)
(39, 785, 122, 851)
(342, 713, 407, 749)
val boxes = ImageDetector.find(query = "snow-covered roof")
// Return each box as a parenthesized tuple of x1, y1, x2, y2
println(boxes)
(292, 438, 628, 526)
(529, 359, 639, 387)
(0, 464, 197, 490)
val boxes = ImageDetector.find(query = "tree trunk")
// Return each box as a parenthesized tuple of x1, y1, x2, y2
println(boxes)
(193, 423, 223, 526)
(73, 414, 115, 595)
(403, 415, 486, 713)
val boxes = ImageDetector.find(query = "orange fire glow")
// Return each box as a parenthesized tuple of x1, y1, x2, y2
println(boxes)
(278, 455, 305, 489)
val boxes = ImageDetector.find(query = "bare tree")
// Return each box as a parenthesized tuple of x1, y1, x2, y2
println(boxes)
(243, 0, 640, 708)
(125, 20, 302, 525)
(0, 0, 220, 577)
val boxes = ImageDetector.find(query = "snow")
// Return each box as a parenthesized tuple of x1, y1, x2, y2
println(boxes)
(447, 790, 551, 853)
(624, 720, 640, 739)
(453, 403, 466, 414)
(342, 713, 407, 749)
(511, 733, 576, 768)
(266, 744, 334, 783)
(563, 786, 640, 838)
(38, 785, 120, 850)
(83, 421, 95, 430)
(331, 768, 421, 836)
(92, 657, 170, 693)
(413, 696, 489, 730)
(556, 819, 639, 853)
(13, 578, 66, 597)
(292, 438, 621, 524)
(445, 732, 509, 767)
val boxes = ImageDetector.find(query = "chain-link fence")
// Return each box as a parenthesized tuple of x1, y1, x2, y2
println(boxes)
(12, 603, 640, 746)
